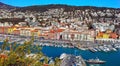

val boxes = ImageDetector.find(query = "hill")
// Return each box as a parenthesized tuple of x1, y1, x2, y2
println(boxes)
(14, 4, 120, 12)
(0, 2, 16, 9)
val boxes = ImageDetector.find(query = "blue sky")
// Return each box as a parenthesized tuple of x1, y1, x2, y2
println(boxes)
(0, 0, 120, 8)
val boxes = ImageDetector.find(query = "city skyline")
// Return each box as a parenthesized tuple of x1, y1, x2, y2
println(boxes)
(0, 0, 120, 8)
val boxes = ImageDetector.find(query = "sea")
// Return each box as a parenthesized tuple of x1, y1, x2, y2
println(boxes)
(0, 42, 120, 66)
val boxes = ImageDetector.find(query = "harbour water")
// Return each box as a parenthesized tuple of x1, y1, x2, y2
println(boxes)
(42, 46, 120, 66)
(0, 42, 120, 66)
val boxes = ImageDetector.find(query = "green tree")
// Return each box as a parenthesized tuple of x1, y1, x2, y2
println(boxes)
(0, 36, 61, 66)
(54, 57, 61, 66)
(1, 38, 9, 53)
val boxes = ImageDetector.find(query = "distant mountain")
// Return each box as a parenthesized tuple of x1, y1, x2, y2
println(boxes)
(0, 2, 119, 12)
(0, 2, 17, 9)
(14, 4, 120, 12)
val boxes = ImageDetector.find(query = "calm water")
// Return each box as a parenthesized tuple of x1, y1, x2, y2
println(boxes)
(42, 46, 120, 66)
(0, 42, 120, 66)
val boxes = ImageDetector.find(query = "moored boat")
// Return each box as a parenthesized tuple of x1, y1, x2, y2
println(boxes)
(86, 58, 106, 64)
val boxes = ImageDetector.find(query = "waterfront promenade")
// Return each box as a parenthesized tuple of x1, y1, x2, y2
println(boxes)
(0, 34, 120, 52)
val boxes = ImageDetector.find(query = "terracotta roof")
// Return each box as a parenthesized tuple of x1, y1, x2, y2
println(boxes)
(49, 29, 65, 33)
(0, 26, 10, 28)
(110, 33, 118, 39)
(31, 30, 38, 32)
(0, 54, 7, 59)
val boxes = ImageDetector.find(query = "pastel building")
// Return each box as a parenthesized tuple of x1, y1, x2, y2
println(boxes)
(0, 27, 9, 34)
(0, 27, 5, 34)
(96, 32, 118, 39)
(13, 29, 20, 35)
(8, 26, 17, 34)
(20, 28, 31, 36)
(31, 29, 41, 37)
(61, 29, 95, 41)
(45, 28, 65, 40)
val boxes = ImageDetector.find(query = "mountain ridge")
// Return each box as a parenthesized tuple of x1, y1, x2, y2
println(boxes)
(0, 2, 17, 9)
(0, 2, 120, 12)
(15, 4, 120, 12)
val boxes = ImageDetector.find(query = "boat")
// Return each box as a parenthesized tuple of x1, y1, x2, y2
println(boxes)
(86, 58, 106, 64)
(89, 48, 98, 52)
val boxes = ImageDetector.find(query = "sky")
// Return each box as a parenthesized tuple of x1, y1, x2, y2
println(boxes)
(0, 0, 120, 8)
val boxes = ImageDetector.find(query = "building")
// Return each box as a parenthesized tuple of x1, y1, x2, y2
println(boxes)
(61, 29, 95, 41)
(20, 28, 32, 36)
(13, 29, 20, 35)
(31, 29, 41, 37)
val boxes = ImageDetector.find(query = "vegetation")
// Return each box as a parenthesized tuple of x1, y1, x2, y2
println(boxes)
(15, 4, 117, 12)
(0, 37, 61, 66)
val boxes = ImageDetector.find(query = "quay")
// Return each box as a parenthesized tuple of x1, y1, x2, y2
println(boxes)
(0, 34, 120, 52)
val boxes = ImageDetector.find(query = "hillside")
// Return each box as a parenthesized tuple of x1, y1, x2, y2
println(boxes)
(0, 2, 16, 9)
(14, 4, 120, 12)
